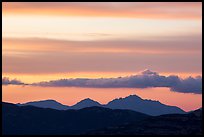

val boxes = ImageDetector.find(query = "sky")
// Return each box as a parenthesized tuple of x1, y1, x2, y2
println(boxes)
(2, 2, 202, 111)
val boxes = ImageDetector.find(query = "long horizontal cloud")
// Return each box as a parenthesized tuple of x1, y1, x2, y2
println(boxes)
(3, 37, 202, 74)
(2, 77, 25, 85)
(3, 36, 202, 54)
(31, 70, 202, 94)
(3, 2, 201, 20)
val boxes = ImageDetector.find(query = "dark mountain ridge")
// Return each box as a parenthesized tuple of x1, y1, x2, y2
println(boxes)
(85, 108, 202, 135)
(17, 94, 185, 116)
(2, 102, 149, 135)
(3, 102, 201, 135)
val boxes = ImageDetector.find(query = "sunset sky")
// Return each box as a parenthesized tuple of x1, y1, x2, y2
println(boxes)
(2, 2, 202, 111)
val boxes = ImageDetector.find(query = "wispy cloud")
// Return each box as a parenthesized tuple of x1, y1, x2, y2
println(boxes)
(2, 77, 26, 85)
(3, 2, 201, 20)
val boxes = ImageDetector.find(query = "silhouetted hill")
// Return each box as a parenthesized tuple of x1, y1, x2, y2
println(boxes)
(85, 109, 202, 135)
(17, 99, 69, 110)
(70, 98, 101, 109)
(2, 102, 149, 135)
(16, 94, 185, 116)
(105, 95, 185, 116)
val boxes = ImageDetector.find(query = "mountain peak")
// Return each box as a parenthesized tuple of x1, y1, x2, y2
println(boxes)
(18, 99, 69, 110)
(111, 95, 142, 102)
(70, 98, 101, 109)
(140, 69, 158, 75)
(80, 98, 95, 102)
(36, 99, 58, 103)
(126, 94, 142, 100)
(29, 99, 64, 105)
(106, 94, 185, 116)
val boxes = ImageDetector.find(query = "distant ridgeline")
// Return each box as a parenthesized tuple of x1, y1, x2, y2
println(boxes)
(17, 95, 185, 116)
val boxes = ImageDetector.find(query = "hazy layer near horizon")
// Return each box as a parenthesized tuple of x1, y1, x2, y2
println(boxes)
(2, 86, 201, 112)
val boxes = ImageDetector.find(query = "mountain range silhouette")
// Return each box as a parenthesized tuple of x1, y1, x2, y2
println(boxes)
(2, 102, 202, 135)
(17, 94, 185, 116)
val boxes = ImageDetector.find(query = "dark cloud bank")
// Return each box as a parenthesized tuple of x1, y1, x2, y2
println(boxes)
(30, 70, 202, 94)
(2, 70, 202, 94)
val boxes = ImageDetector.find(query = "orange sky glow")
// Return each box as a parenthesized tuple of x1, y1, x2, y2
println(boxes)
(2, 2, 202, 19)
(2, 2, 202, 111)
(2, 85, 201, 112)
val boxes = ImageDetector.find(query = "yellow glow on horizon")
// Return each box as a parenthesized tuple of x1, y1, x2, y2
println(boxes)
(3, 15, 201, 41)
(2, 86, 202, 112)
(2, 72, 202, 84)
